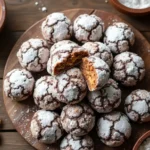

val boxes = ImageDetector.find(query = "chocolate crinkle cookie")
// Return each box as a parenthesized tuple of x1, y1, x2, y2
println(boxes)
(17, 38, 50, 72)
(113, 52, 145, 86)
(33, 76, 61, 110)
(97, 111, 132, 147)
(60, 134, 94, 150)
(47, 40, 88, 75)
(41, 12, 72, 44)
(125, 89, 150, 123)
(60, 103, 95, 136)
(82, 42, 113, 67)
(55, 68, 87, 104)
(73, 14, 104, 43)
(30, 110, 63, 144)
(4, 68, 35, 101)
(88, 78, 121, 113)
(81, 56, 110, 91)
(104, 22, 135, 54)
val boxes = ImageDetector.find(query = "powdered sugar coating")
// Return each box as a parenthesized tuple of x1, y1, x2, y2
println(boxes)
(97, 111, 131, 147)
(113, 52, 145, 86)
(61, 103, 95, 136)
(82, 42, 113, 67)
(125, 89, 150, 123)
(33, 76, 61, 110)
(17, 38, 50, 72)
(41, 12, 72, 44)
(47, 41, 88, 75)
(4, 68, 35, 101)
(60, 134, 94, 150)
(82, 56, 110, 91)
(73, 14, 104, 43)
(30, 110, 63, 144)
(88, 78, 121, 113)
(55, 68, 87, 104)
(104, 22, 135, 54)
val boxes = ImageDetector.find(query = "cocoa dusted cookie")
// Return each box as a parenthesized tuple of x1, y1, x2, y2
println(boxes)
(113, 52, 145, 86)
(47, 40, 88, 75)
(60, 134, 94, 150)
(41, 12, 72, 44)
(81, 56, 110, 91)
(55, 68, 87, 104)
(97, 111, 132, 147)
(88, 78, 121, 113)
(17, 38, 50, 72)
(125, 89, 150, 123)
(82, 42, 113, 67)
(4, 69, 35, 101)
(33, 76, 61, 110)
(104, 22, 135, 54)
(60, 103, 95, 136)
(30, 110, 63, 144)
(73, 14, 104, 43)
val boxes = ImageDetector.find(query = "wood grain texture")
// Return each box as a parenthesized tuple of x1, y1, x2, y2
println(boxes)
(3, 9, 150, 150)
(0, 132, 35, 150)
(4, 0, 150, 32)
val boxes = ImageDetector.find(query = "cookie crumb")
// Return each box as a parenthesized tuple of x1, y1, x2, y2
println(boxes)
(42, 7, 47, 12)
(35, 2, 39, 5)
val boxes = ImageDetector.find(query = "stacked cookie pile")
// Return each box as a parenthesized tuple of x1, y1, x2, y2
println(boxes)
(3, 12, 150, 149)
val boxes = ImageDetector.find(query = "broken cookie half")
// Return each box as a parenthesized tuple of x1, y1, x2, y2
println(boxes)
(81, 56, 110, 91)
(47, 40, 88, 75)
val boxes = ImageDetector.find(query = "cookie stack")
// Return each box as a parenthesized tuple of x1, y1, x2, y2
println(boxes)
(4, 12, 148, 149)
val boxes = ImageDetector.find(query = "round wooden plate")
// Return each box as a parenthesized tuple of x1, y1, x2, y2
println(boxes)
(3, 9, 150, 150)
(0, 0, 6, 31)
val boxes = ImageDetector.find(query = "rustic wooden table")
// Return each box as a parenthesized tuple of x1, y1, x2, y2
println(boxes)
(1, 0, 150, 150)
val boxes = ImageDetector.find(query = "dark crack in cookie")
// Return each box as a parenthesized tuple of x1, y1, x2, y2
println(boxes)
(61, 103, 95, 136)
(82, 42, 113, 67)
(47, 40, 88, 75)
(125, 89, 150, 123)
(113, 52, 145, 86)
(41, 12, 72, 44)
(56, 68, 87, 104)
(4, 68, 35, 101)
(17, 38, 50, 72)
(81, 56, 110, 91)
(104, 22, 135, 54)
(60, 134, 94, 150)
(97, 111, 131, 147)
(88, 78, 121, 113)
(30, 110, 63, 144)
(33, 76, 61, 110)
(73, 14, 104, 43)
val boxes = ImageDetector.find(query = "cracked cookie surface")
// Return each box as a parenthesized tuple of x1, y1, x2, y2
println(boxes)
(60, 103, 95, 136)
(73, 14, 104, 43)
(17, 38, 50, 72)
(47, 40, 88, 75)
(113, 52, 145, 86)
(33, 76, 61, 110)
(88, 78, 121, 113)
(30, 110, 63, 144)
(97, 111, 131, 147)
(81, 56, 110, 91)
(104, 22, 135, 54)
(125, 89, 150, 123)
(60, 134, 94, 150)
(55, 68, 87, 104)
(82, 42, 113, 67)
(4, 68, 35, 101)
(41, 12, 72, 44)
